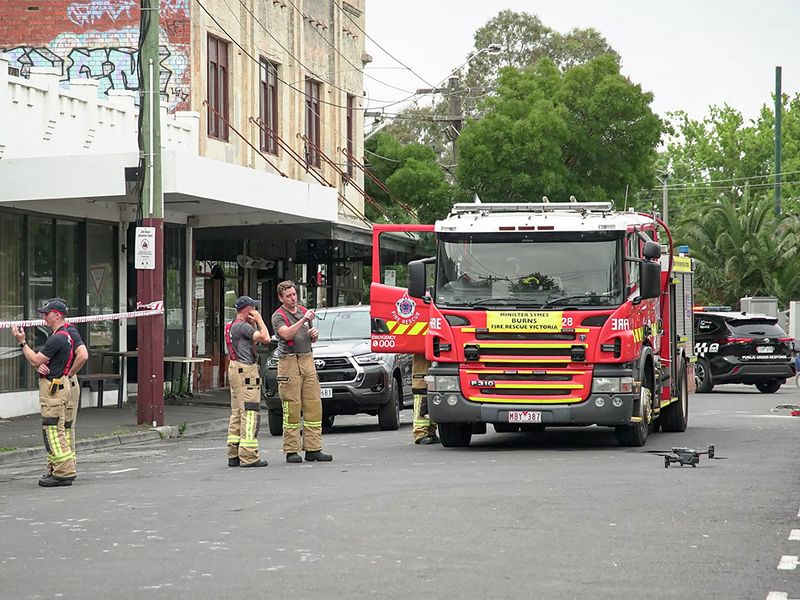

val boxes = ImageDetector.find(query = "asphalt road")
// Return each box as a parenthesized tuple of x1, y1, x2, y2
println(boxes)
(0, 385, 799, 600)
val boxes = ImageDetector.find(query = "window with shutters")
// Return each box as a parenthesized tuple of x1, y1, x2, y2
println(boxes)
(207, 35, 229, 141)
(305, 78, 322, 167)
(259, 58, 279, 154)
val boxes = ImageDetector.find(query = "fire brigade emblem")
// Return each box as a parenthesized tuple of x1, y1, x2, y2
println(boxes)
(395, 293, 417, 320)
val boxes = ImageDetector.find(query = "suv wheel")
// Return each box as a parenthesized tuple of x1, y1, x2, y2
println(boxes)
(755, 380, 782, 394)
(267, 409, 283, 436)
(695, 358, 714, 393)
(377, 382, 401, 430)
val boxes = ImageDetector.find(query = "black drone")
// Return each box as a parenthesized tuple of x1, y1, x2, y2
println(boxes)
(646, 445, 723, 468)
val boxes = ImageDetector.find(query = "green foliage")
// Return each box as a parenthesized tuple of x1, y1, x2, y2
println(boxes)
(674, 193, 800, 306)
(456, 56, 663, 203)
(465, 10, 619, 90)
(364, 132, 454, 224)
(662, 95, 800, 221)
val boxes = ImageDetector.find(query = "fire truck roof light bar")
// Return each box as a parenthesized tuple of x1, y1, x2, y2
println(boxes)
(450, 202, 614, 215)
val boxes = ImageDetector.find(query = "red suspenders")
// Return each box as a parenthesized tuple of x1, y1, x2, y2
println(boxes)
(224, 319, 241, 361)
(277, 306, 306, 347)
(53, 327, 75, 377)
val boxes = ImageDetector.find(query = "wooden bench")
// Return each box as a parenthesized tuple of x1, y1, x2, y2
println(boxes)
(78, 373, 123, 409)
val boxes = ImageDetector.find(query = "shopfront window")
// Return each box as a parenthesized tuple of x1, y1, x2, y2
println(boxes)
(165, 225, 186, 356)
(0, 213, 25, 391)
(87, 222, 118, 372)
(56, 220, 81, 312)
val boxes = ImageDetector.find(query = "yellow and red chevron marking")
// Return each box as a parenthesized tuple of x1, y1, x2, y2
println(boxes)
(386, 320, 429, 336)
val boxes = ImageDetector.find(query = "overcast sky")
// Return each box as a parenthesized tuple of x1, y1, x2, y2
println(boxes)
(363, 0, 800, 123)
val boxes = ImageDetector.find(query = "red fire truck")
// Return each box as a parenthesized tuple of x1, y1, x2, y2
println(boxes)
(370, 201, 695, 447)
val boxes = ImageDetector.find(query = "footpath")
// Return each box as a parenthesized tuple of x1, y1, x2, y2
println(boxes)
(0, 390, 231, 466)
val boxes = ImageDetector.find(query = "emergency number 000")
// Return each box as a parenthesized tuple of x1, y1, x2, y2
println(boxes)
(373, 337, 396, 349)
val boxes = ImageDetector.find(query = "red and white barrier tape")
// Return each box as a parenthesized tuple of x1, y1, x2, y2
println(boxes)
(0, 305, 164, 330)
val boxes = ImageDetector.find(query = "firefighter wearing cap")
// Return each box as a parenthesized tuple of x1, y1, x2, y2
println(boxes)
(225, 295, 270, 467)
(10, 300, 77, 487)
(36, 299, 89, 474)
(412, 354, 439, 444)
(271, 280, 332, 463)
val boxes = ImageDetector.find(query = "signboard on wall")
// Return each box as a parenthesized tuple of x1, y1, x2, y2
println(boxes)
(135, 227, 155, 270)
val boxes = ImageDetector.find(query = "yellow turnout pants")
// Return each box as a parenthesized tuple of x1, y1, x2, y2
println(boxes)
(226, 361, 262, 464)
(277, 353, 323, 453)
(39, 377, 76, 479)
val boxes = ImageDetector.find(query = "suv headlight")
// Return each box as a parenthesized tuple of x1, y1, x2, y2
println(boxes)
(266, 357, 279, 368)
(355, 353, 385, 365)
(428, 375, 460, 392)
(592, 376, 633, 394)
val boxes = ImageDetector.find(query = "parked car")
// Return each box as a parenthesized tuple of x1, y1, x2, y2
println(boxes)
(693, 308, 794, 393)
(260, 305, 412, 435)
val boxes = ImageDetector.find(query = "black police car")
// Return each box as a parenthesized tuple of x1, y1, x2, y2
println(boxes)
(693, 308, 794, 393)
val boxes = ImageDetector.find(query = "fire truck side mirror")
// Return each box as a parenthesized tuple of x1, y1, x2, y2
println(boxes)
(642, 240, 661, 260)
(639, 260, 661, 300)
(408, 260, 426, 299)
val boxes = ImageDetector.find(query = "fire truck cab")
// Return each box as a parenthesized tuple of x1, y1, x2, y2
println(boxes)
(370, 201, 694, 448)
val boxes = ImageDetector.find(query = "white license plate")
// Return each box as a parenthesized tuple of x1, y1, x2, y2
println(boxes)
(320, 388, 333, 398)
(756, 346, 775, 354)
(508, 410, 542, 423)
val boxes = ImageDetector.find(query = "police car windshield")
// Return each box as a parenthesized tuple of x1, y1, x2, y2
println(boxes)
(435, 235, 624, 309)
(314, 309, 370, 341)
(727, 319, 786, 337)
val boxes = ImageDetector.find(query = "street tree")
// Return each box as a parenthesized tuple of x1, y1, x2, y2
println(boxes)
(364, 132, 455, 224)
(456, 55, 663, 203)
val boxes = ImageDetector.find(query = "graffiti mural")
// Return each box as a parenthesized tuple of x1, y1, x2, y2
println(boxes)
(0, 0, 190, 111)
(66, 0, 137, 27)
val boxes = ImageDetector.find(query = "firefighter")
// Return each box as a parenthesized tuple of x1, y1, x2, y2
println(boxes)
(225, 295, 270, 468)
(271, 280, 332, 463)
(37, 299, 89, 479)
(10, 299, 76, 487)
(412, 354, 439, 444)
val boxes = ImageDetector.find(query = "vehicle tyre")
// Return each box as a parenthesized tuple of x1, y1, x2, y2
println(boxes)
(439, 422, 472, 447)
(322, 414, 335, 432)
(755, 380, 782, 394)
(377, 382, 401, 430)
(493, 423, 520, 433)
(615, 374, 653, 447)
(267, 409, 283, 437)
(661, 360, 689, 432)
(695, 358, 714, 393)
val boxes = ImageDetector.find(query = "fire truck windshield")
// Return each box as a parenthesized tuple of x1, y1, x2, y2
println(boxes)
(435, 235, 624, 309)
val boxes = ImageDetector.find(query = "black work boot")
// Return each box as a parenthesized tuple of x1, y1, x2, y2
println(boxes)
(38, 475, 73, 488)
(418, 435, 440, 445)
(304, 450, 333, 462)
(286, 452, 303, 464)
(228, 458, 241, 467)
(240, 459, 268, 468)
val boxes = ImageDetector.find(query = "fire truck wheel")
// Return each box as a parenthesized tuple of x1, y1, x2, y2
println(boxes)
(661, 360, 689, 432)
(615, 376, 652, 447)
(267, 409, 283, 436)
(494, 423, 520, 433)
(439, 423, 473, 447)
(694, 358, 714, 393)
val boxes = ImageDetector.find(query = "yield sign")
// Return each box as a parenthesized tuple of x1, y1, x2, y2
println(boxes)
(90, 264, 107, 295)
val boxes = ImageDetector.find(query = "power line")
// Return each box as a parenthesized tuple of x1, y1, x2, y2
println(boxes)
(283, 0, 415, 95)
(331, 0, 434, 88)
(660, 169, 800, 190)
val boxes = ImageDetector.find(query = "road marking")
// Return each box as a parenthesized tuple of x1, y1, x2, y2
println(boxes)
(106, 468, 139, 475)
(767, 593, 799, 600)
(790, 530, 800, 541)
(778, 555, 799, 570)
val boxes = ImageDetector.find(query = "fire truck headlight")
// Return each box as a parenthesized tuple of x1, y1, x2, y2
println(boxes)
(612, 396, 624, 407)
(430, 376, 460, 392)
(446, 394, 459, 406)
(595, 396, 606, 407)
(592, 377, 634, 394)
(431, 394, 442, 406)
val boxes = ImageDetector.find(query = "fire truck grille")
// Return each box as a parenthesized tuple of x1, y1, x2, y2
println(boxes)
(478, 347, 574, 357)
(478, 387, 574, 396)
(475, 332, 576, 341)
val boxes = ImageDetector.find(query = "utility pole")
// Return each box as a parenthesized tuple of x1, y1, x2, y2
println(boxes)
(416, 75, 465, 164)
(136, 0, 165, 426)
(775, 65, 782, 217)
